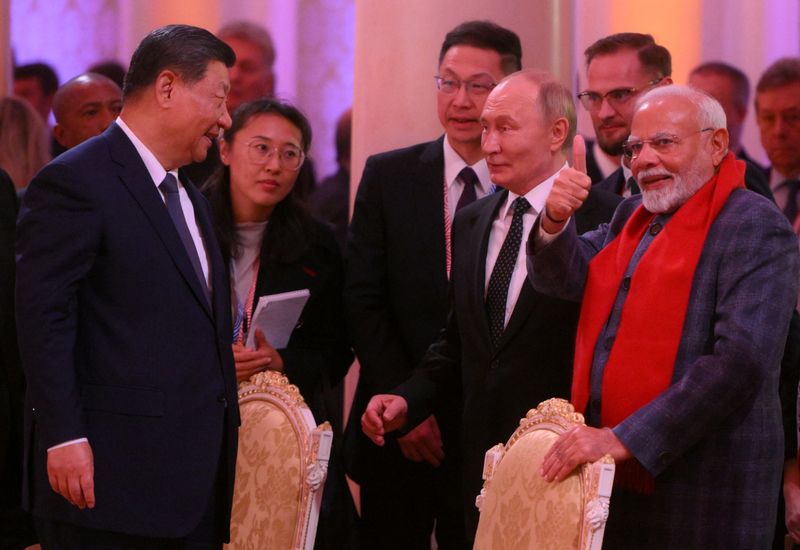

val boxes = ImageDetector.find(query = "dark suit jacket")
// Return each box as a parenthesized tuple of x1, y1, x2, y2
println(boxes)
(529, 191, 799, 548)
(15, 123, 239, 538)
(343, 137, 459, 485)
(250, 219, 353, 422)
(585, 138, 608, 185)
(394, 187, 620, 537)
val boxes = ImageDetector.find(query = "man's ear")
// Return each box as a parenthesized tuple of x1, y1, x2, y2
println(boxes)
(154, 70, 178, 108)
(710, 127, 730, 166)
(551, 117, 569, 152)
(53, 123, 67, 147)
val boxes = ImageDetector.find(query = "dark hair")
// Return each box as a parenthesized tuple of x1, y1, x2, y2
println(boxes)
(123, 24, 235, 98)
(756, 57, 800, 99)
(584, 33, 671, 80)
(439, 20, 522, 75)
(88, 59, 127, 89)
(202, 98, 315, 265)
(14, 62, 59, 95)
(690, 61, 750, 109)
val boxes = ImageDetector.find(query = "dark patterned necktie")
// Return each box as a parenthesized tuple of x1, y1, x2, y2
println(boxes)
(160, 173, 208, 293)
(783, 179, 800, 223)
(456, 166, 479, 211)
(486, 196, 531, 347)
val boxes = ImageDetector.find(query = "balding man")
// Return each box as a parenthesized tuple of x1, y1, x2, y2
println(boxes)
(360, 69, 618, 543)
(528, 85, 798, 548)
(52, 72, 122, 150)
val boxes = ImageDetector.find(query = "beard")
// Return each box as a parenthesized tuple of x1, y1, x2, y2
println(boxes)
(639, 161, 711, 214)
(597, 133, 626, 156)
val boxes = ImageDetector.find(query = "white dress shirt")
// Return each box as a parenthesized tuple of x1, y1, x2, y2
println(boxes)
(484, 164, 565, 327)
(443, 136, 493, 220)
(117, 117, 211, 288)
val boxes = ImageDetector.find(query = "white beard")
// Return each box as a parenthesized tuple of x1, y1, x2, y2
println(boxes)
(639, 162, 711, 214)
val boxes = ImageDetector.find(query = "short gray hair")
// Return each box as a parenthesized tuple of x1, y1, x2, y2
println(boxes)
(505, 69, 577, 150)
(635, 84, 726, 130)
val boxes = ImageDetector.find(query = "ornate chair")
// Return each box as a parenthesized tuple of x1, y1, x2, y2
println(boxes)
(473, 398, 615, 550)
(226, 370, 332, 550)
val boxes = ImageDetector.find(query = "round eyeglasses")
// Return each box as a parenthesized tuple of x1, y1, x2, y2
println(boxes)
(247, 140, 305, 171)
(622, 128, 713, 160)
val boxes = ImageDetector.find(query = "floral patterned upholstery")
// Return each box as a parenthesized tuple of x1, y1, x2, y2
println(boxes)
(225, 371, 332, 550)
(473, 399, 615, 550)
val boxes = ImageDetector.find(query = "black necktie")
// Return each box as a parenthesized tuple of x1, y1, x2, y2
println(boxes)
(486, 197, 531, 347)
(160, 173, 208, 293)
(456, 166, 479, 211)
(627, 176, 641, 195)
(783, 179, 800, 223)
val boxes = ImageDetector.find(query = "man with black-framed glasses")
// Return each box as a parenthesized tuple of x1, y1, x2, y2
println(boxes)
(344, 20, 522, 549)
(577, 33, 672, 195)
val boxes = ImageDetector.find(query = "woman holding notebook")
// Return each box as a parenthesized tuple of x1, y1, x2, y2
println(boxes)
(203, 98, 352, 417)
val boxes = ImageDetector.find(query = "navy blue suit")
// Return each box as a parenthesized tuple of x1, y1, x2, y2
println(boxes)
(15, 123, 239, 540)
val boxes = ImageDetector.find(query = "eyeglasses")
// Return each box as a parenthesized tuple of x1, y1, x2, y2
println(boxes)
(576, 78, 663, 111)
(434, 76, 497, 97)
(622, 128, 713, 160)
(246, 140, 305, 171)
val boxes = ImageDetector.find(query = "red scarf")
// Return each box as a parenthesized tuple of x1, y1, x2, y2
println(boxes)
(572, 153, 744, 490)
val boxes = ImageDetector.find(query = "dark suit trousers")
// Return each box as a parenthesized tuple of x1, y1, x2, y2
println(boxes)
(359, 444, 467, 550)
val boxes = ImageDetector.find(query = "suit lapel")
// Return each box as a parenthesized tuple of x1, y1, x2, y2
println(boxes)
(411, 137, 448, 291)
(106, 124, 213, 320)
(469, 190, 505, 351)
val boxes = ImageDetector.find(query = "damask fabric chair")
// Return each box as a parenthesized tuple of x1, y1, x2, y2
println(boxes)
(226, 370, 333, 550)
(473, 398, 615, 550)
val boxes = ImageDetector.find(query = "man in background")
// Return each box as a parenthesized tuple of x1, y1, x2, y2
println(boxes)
(52, 72, 122, 151)
(311, 108, 352, 251)
(14, 62, 59, 124)
(689, 61, 763, 170)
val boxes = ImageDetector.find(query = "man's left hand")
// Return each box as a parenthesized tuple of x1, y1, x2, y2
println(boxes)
(541, 425, 632, 482)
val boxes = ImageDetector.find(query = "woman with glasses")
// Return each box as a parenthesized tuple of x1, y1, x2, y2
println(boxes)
(203, 98, 352, 414)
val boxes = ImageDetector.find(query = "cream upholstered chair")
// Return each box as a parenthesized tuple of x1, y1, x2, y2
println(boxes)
(225, 370, 332, 550)
(473, 398, 615, 550)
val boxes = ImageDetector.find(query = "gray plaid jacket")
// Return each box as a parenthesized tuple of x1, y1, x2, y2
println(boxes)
(528, 189, 800, 549)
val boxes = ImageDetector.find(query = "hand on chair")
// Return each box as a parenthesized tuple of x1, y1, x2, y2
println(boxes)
(540, 425, 631, 482)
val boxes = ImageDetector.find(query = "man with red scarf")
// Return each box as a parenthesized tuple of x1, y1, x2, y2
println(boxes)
(527, 85, 799, 548)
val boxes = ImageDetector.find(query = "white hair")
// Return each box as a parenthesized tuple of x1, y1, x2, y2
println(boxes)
(635, 84, 727, 130)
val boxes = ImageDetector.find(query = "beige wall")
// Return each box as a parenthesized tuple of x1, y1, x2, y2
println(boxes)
(351, 0, 574, 206)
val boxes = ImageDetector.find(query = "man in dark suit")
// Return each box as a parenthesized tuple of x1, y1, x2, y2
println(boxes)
(579, 33, 773, 201)
(360, 70, 620, 543)
(15, 25, 239, 548)
(689, 61, 765, 171)
(345, 20, 523, 549)
(531, 85, 798, 548)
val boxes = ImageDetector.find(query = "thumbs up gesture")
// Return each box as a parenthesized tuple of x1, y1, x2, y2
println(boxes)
(542, 135, 593, 234)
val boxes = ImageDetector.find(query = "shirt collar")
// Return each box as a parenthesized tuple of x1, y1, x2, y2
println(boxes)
(443, 135, 492, 194)
(116, 117, 178, 187)
(498, 162, 568, 220)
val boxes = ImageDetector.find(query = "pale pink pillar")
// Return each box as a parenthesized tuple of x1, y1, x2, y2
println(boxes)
(0, 0, 10, 95)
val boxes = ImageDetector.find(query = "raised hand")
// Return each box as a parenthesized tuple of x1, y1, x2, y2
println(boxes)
(542, 135, 593, 234)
